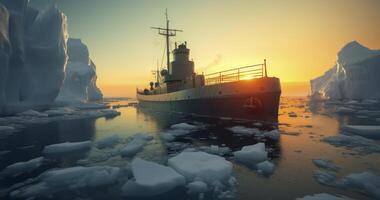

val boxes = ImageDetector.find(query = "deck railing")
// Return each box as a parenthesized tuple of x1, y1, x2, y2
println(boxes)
(204, 60, 267, 85)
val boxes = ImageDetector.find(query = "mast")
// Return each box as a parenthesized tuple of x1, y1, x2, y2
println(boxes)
(151, 9, 182, 74)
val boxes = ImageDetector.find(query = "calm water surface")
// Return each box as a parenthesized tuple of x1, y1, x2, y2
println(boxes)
(0, 97, 379, 200)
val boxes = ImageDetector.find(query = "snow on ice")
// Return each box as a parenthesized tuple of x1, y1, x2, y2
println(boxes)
(122, 158, 186, 197)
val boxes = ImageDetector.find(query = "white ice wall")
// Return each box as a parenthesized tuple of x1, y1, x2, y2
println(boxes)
(56, 38, 103, 103)
(0, 0, 68, 115)
(310, 41, 380, 100)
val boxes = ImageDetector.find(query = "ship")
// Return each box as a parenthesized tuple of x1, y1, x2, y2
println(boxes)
(137, 12, 281, 121)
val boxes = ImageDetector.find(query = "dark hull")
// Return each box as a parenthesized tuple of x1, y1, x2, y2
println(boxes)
(138, 91, 280, 122)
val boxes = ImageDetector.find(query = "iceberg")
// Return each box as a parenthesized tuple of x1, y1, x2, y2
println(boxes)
(57, 38, 103, 102)
(42, 140, 91, 158)
(122, 158, 186, 197)
(311, 41, 380, 100)
(10, 166, 120, 199)
(0, 1, 68, 115)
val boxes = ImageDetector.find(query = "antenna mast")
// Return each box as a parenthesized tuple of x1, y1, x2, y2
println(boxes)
(151, 9, 182, 74)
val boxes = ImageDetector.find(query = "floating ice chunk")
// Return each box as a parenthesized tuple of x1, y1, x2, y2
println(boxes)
(342, 125, 380, 139)
(166, 129, 192, 137)
(171, 123, 200, 130)
(263, 129, 280, 140)
(340, 172, 380, 199)
(168, 151, 233, 184)
(313, 159, 340, 171)
(100, 109, 121, 117)
(296, 193, 351, 200)
(256, 160, 275, 175)
(10, 166, 120, 199)
(313, 170, 337, 186)
(233, 143, 268, 167)
(187, 181, 208, 194)
(226, 126, 260, 136)
(42, 141, 91, 158)
(323, 134, 380, 153)
(122, 158, 185, 197)
(44, 107, 76, 116)
(161, 132, 175, 141)
(253, 122, 263, 127)
(95, 135, 121, 149)
(0, 157, 44, 177)
(17, 110, 48, 117)
(120, 133, 152, 157)
(199, 145, 231, 156)
(335, 107, 356, 114)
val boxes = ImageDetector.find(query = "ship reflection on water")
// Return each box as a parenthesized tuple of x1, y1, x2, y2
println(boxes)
(0, 97, 379, 200)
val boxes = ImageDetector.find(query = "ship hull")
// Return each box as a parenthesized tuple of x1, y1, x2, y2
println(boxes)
(137, 77, 281, 121)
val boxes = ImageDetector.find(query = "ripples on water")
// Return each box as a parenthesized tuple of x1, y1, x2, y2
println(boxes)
(0, 97, 379, 200)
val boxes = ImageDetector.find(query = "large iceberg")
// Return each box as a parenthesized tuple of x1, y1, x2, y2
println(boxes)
(310, 41, 380, 100)
(57, 38, 103, 102)
(0, 0, 68, 115)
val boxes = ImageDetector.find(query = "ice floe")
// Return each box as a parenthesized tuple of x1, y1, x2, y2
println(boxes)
(199, 145, 232, 156)
(168, 151, 233, 184)
(122, 158, 185, 197)
(296, 193, 351, 200)
(226, 126, 280, 140)
(95, 135, 121, 149)
(171, 122, 200, 130)
(342, 125, 380, 139)
(339, 171, 380, 199)
(227, 126, 260, 136)
(313, 170, 337, 186)
(313, 159, 340, 171)
(17, 110, 48, 117)
(42, 141, 92, 158)
(256, 160, 275, 175)
(0, 157, 44, 177)
(120, 133, 153, 157)
(335, 107, 356, 114)
(323, 134, 380, 154)
(233, 143, 268, 168)
(10, 166, 120, 199)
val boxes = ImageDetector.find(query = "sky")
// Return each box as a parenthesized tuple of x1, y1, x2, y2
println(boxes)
(30, 0, 380, 97)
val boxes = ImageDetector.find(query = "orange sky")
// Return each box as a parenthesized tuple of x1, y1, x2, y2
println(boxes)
(32, 0, 380, 97)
